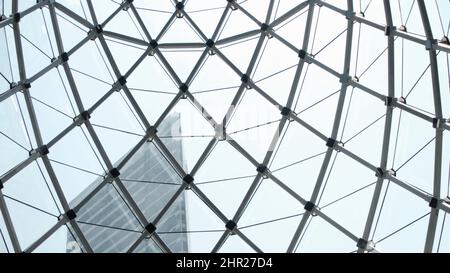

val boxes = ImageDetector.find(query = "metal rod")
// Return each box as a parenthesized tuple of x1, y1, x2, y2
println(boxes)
(358, 0, 396, 253)
(288, 0, 353, 252)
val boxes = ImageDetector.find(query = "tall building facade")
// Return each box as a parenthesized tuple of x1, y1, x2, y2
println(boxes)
(66, 113, 188, 253)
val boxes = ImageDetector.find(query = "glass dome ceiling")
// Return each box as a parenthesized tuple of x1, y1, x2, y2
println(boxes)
(0, 0, 449, 253)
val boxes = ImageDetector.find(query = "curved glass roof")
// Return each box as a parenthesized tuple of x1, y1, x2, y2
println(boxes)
(0, 0, 449, 253)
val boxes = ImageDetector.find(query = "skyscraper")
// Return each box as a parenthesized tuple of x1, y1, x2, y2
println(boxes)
(66, 113, 188, 253)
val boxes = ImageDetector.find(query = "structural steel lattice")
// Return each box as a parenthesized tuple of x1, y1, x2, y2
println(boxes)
(0, 0, 449, 253)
